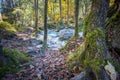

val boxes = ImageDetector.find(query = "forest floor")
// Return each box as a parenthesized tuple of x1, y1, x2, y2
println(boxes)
(1, 28, 84, 80)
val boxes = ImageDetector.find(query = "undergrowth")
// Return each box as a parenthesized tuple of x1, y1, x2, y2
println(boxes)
(0, 21, 17, 39)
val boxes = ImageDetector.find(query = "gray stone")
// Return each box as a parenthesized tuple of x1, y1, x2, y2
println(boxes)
(27, 50, 37, 56)
(58, 29, 74, 40)
(78, 32, 83, 37)
(30, 39, 43, 46)
(70, 71, 86, 80)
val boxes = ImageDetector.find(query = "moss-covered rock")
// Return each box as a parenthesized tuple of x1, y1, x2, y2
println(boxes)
(0, 48, 31, 77)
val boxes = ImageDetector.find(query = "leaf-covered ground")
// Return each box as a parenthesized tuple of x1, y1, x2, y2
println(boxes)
(1, 28, 84, 80)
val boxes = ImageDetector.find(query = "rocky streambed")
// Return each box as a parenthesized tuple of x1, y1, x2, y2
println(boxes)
(33, 28, 83, 50)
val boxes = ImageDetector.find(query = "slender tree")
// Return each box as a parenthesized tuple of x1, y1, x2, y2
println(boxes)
(34, 0, 38, 33)
(43, 0, 48, 51)
(59, 0, 62, 23)
(74, 0, 80, 37)
(67, 0, 69, 25)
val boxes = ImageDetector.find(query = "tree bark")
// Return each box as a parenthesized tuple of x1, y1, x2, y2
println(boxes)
(106, 0, 120, 57)
(34, 0, 38, 33)
(82, 0, 111, 79)
(67, 0, 69, 25)
(43, 0, 48, 52)
(59, 0, 62, 23)
(74, 0, 80, 37)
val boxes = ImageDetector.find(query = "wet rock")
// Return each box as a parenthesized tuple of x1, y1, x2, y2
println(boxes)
(30, 65, 34, 69)
(78, 32, 83, 37)
(37, 34, 44, 41)
(30, 38, 43, 46)
(24, 27, 34, 33)
(48, 30, 57, 38)
(36, 45, 42, 48)
(28, 47, 34, 50)
(105, 61, 117, 80)
(58, 29, 74, 40)
(70, 71, 86, 80)
(27, 50, 37, 56)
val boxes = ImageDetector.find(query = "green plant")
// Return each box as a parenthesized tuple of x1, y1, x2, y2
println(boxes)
(0, 21, 16, 32)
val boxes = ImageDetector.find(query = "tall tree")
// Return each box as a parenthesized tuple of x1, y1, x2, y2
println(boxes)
(82, 0, 111, 79)
(43, 0, 48, 51)
(34, 0, 38, 33)
(74, 0, 80, 37)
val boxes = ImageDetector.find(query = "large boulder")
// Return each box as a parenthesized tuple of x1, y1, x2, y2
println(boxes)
(58, 28, 74, 41)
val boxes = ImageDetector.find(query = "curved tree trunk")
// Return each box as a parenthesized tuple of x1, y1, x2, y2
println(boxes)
(82, 0, 111, 79)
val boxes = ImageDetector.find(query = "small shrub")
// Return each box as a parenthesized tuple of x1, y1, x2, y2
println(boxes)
(0, 21, 16, 39)
(0, 21, 16, 32)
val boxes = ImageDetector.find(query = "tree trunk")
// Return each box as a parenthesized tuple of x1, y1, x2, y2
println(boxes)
(0, 12, 2, 21)
(74, 0, 80, 37)
(43, 0, 48, 52)
(59, 0, 62, 23)
(106, 0, 120, 55)
(67, 0, 69, 25)
(82, 0, 111, 79)
(34, 0, 38, 33)
(0, 38, 6, 65)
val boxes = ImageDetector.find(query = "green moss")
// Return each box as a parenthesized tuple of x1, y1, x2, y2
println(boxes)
(67, 43, 85, 71)
(83, 12, 94, 36)
(0, 21, 16, 32)
(67, 27, 105, 73)
(85, 28, 105, 53)
(0, 21, 17, 39)
(82, 28, 105, 72)
(0, 48, 31, 77)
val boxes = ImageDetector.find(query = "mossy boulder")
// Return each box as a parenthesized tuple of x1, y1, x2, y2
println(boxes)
(0, 48, 31, 77)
